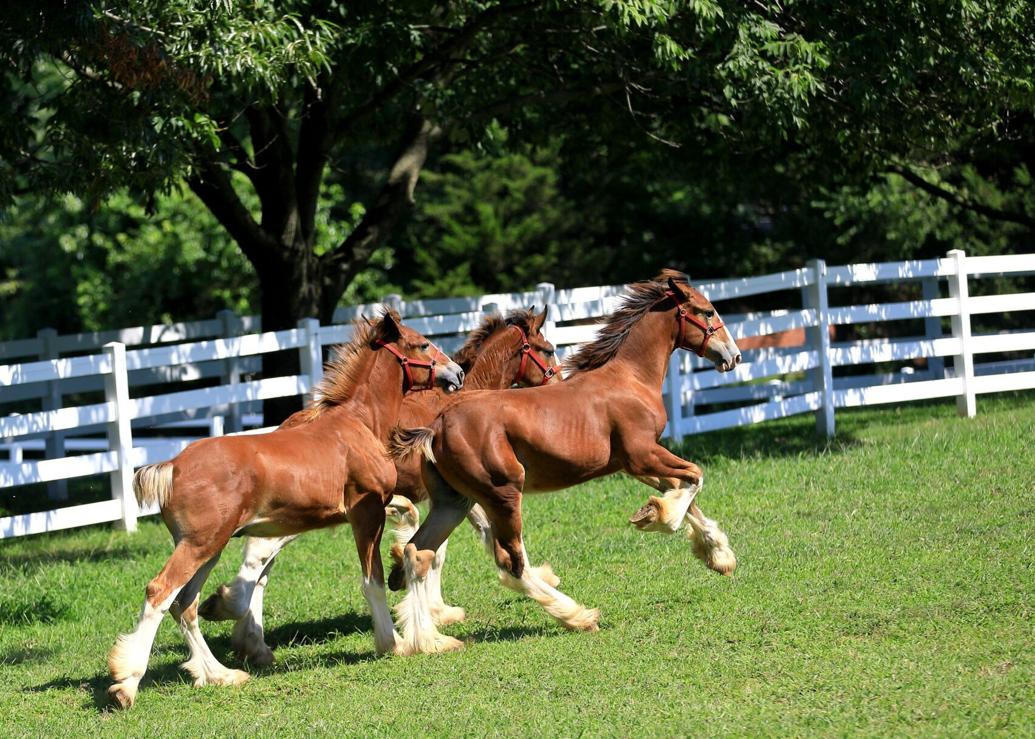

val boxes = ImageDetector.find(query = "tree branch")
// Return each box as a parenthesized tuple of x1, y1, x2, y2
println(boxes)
(317, 117, 442, 316)
(470, 82, 624, 122)
(188, 159, 279, 267)
(339, 1, 542, 131)
(890, 165, 1035, 230)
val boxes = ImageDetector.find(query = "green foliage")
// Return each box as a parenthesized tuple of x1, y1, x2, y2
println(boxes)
(0, 189, 255, 338)
(395, 142, 596, 296)
(0, 394, 1032, 733)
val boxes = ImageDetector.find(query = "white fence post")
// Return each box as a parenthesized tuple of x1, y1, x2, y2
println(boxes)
(536, 282, 557, 334)
(103, 342, 137, 532)
(921, 277, 945, 379)
(298, 318, 324, 405)
(805, 259, 835, 438)
(37, 327, 68, 501)
(217, 310, 244, 433)
(665, 353, 684, 444)
(947, 249, 976, 417)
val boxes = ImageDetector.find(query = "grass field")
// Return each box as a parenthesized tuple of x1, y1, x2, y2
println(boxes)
(1, 394, 1033, 736)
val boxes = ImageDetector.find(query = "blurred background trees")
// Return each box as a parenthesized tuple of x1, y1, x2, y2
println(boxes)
(2, 1, 1033, 404)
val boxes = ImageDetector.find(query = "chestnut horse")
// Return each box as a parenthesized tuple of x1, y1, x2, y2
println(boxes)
(197, 308, 560, 665)
(388, 271, 741, 654)
(106, 311, 464, 709)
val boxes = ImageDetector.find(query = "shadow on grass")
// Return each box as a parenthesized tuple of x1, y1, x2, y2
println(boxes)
(0, 543, 138, 575)
(27, 658, 186, 714)
(670, 416, 862, 464)
(262, 611, 373, 649)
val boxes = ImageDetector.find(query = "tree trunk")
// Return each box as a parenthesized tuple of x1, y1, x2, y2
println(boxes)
(256, 250, 323, 424)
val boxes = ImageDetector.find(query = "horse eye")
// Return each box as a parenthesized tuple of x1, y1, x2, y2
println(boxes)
(704, 310, 715, 319)
(420, 342, 430, 351)
(544, 349, 555, 357)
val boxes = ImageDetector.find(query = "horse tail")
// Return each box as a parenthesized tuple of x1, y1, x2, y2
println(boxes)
(132, 462, 174, 510)
(387, 427, 436, 464)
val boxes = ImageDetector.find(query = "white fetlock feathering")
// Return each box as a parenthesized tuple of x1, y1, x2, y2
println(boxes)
(394, 546, 463, 655)
(499, 550, 599, 632)
(107, 590, 179, 710)
(685, 509, 737, 576)
(178, 610, 250, 687)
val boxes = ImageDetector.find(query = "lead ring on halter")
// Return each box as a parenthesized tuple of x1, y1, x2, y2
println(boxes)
(375, 339, 437, 391)
(510, 325, 557, 386)
(661, 290, 724, 358)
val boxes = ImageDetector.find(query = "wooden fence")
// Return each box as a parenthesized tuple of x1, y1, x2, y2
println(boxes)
(1, 251, 1032, 539)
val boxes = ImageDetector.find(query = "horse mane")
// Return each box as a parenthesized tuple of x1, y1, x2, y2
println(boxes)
(284, 311, 399, 426)
(452, 308, 539, 372)
(564, 269, 689, 375)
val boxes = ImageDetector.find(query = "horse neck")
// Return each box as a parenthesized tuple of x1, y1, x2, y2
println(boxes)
(607, 309, 678, 391)
(344, 349, 406, 441)
(462, 332, 518, 390)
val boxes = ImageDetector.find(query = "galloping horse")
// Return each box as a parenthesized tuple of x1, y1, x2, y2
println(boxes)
(388, 271, 741, 654)
(197, 308, 560, 665)
(106, 311, 463, 709)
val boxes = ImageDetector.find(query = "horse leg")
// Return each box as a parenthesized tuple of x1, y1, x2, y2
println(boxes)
(626, 443, 736, 575)
(426, 537, 466, 626)
(483, 493, 599, 632)
(169, 554, 250, 689)
(350, 493, 401, 656)
(385, 496, 463, 626)
(107, 541, 215, 709)
(393, 469, 471, 655)
(626, 443, 703, 534)
(467, 503, 560, 588)
(198, 534, 296, 667)
(683, 501, 737, 575)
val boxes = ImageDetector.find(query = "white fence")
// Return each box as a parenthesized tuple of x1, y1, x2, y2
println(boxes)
(1, 250, 1033, 539)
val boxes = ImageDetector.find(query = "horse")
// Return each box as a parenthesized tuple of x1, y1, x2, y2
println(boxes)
(387, 271, 741, 654)
(196, 308, 561, 665)
(106, 311, 464, 709)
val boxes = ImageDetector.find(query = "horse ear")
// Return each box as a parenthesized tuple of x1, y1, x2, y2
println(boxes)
(667, 277, 691, 303)
(532, 306, 548, 333)
(374, 309, 402, 344)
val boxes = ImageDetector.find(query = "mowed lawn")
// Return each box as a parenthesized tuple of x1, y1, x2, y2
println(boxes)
(1, 394, 1032, 737)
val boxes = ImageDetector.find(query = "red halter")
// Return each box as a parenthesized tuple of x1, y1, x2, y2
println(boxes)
(510, 325, 558, 386)
(375, 340, 437, 392)
(662, 290, 724, 357)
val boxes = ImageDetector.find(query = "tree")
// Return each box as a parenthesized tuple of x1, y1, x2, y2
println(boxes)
(1, 0, 824, 418)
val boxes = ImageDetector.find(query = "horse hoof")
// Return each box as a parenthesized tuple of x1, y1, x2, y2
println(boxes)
(564, 607, 601, 632)
(203, 669, 250, 687)
(387, 562, 406, 591)
(107, 683, 136, 710)
(629, 499, 660, 529)
(198, 585, 236, 621)
(709, 547, 737, 576)
(237, 644, 275, 667)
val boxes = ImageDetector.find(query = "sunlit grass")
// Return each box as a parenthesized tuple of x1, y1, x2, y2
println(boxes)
(1, 394, 1032, 736)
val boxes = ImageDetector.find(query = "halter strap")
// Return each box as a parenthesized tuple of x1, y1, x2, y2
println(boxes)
(661, 290, 724, 357)
(510, 325, 558, 386)
(375, 340, 437, 392)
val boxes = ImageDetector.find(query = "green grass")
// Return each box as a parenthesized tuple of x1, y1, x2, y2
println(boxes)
(2, 395, 1033, 737)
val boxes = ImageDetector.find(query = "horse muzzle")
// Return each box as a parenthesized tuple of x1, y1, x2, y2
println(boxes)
(436, 361, 465, 393)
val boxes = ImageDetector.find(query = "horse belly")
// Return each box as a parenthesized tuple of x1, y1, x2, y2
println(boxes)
(520, 438, 615, 493)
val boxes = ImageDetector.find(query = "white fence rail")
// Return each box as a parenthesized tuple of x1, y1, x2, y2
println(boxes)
(2, 250, 1033, 539)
